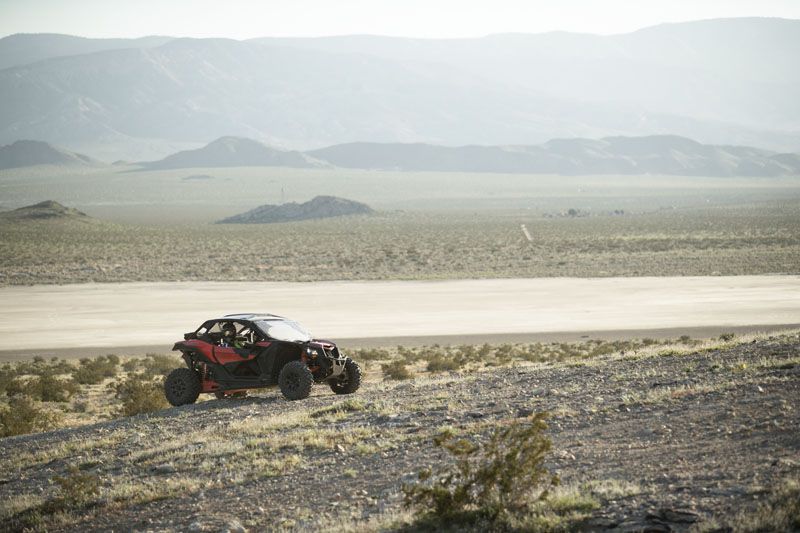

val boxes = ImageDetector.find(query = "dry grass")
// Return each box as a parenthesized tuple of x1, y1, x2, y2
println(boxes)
(695, 477, 800, 532)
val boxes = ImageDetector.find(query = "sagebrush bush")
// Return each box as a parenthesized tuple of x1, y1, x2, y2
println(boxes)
(0, 395, 58, 437)
(426, 354, 463, 373)
(351, 347, 392, 361)
(1, 359, 76, 397)
(121, 354, 180, 378)
(140, 354, 179, 377)
(4, 377, 26, 397)
(114, 376, 169, 416)
(4, 372, 80, 402)
(382, 360, 414, 380)
(0, 364, 16, 395)
(34, 374, 81, 402)
(73, 355, 119, 384)
(403, 413, 559, 527)
(49, 466, 101, 509)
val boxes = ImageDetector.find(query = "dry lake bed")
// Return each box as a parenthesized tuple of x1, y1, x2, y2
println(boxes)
(1, 275, 798, 359)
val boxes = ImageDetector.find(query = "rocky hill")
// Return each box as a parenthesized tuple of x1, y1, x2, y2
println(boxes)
(0, 200, 90, 221)
(217, 195, 373, 224)
(140, 137, 323, 170)
(0, 140, 99, 170)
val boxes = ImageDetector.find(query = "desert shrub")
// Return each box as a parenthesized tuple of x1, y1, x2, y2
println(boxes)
(114, 375, 169, 416)
(477, 343, 492, 358)
(34, 374, 81, 402)
(121, 354, 180, 378)
(0, 364, 15, 394)
(426, 354, 463, 373)
(4, 374, 80, 402)
(382, 360, 414, 380)
(73, 355, 119, 384)
(49, 466, 101, 510)
(398, 345, 425, 363)
(403, 413, 559, 528)
(4, 376, 27, 397)
(140, 354, 179, 378)
(719, 332, 736, 342)
(587, 342, 618, 358)
(352, 347, 392, 361)
(0, 395, 58, 437)
(12, 358, 72, 378)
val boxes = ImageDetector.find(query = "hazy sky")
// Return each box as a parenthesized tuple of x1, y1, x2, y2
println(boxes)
(1, 0, 799, 39)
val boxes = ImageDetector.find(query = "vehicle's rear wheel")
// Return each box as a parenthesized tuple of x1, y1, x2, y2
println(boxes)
(329, 359, 362, 395)
(164, 368, 201, 406)
(278, 360, 314, 400)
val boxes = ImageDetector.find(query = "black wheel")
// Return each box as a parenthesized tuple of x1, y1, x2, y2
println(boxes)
(278, 360, 314, 401)
(164, 368, 201, 406)
(329, 359, 362, 395)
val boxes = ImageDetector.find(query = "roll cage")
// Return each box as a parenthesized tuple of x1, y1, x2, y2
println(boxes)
(185, 315, 309, 345)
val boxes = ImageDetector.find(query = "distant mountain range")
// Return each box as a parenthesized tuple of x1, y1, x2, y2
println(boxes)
(0, 140, 98, 170)
(3, 135, 799, 177)
(0, 33, 173, 71)
(1, 18, 799, 160)
(307, 136, 800, 177)
(141, 136, 323, 170)
(217, 196, 373, 224)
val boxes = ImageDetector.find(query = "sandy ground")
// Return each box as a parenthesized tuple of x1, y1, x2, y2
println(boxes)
(0, 276, 798, 359)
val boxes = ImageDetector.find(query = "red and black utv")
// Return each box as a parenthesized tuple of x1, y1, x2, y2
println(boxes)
(165, 313, 361, 404)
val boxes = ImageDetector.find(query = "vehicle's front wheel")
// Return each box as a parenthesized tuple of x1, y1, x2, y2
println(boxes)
(329, 359, 362, 395)
(164, 368, 201, 406)
(278, 360, 314, 401)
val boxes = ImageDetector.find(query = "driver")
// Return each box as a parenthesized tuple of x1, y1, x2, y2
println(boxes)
(219, 322, 243, 348)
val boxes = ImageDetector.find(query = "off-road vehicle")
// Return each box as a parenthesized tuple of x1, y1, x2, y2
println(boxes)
(165, 313, 361, 405)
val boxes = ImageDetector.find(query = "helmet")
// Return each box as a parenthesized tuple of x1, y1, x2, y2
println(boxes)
(221, 322, 236, 340)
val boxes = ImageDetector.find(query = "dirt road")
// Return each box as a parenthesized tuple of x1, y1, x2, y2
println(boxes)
(0, 276, 798, 357)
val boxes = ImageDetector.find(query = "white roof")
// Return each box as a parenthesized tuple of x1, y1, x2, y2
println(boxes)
(221, 313, 286, 321)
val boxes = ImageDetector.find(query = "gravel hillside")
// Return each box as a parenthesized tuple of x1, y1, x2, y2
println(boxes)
(1, 335, 798, 532)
